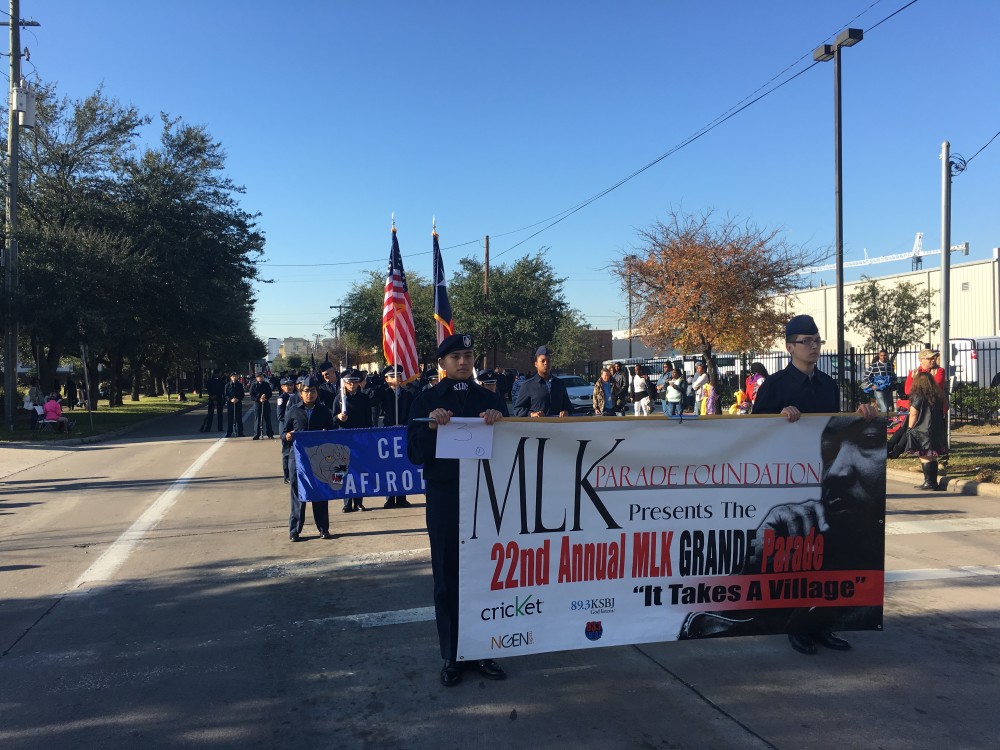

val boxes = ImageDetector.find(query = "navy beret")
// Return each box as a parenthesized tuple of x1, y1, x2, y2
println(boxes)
(437, 333, 474, 359)
(785, 315, 819, 339)
(534, 346, 551, 358)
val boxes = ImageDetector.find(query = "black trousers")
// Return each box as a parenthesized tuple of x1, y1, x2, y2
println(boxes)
(227, 400, 243, 436)
(425, 479, 460, 660)
(287, 452, 330, 533)
(203, 396, 224, 431)
(254, 400, 273, 437)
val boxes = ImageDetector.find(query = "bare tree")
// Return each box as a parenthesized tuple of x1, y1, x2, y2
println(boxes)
(613, 209, 827, 381)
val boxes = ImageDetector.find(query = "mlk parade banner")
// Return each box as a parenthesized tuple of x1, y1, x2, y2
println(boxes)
(456, 415, 885, 661)
(293, 426, 425, 501)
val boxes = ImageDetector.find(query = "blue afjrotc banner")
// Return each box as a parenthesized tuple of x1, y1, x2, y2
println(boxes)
(292, 426, 425, 501)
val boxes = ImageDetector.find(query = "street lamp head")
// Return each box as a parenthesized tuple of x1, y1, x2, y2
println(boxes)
(835, 28, 863, 48)
(813, 44, 834, 62)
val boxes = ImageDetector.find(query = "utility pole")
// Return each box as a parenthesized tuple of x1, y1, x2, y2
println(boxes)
(940, 141, 952, 449)
(328, 304, 347, 368)
(2, 0, 38, 431)
(483, 235, 489, 369)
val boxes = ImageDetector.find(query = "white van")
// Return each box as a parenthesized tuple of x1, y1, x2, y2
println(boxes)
(950, 337, 1000, 387)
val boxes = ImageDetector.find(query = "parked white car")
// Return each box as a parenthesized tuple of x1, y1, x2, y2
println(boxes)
(554, 374, 594, 414)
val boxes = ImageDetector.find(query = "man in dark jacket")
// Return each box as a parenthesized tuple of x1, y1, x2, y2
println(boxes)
(283, 375, 335, 541)
(407, 333, 508, 688)
(513, 345, 572, 417)
(751, 314, 877, 655)
(249, 373, 274, 440)
(334, 369, 373, 512)
(376, 364, 415, 508)
(223, 372, 245, 437)
(201, 370, 225, 432)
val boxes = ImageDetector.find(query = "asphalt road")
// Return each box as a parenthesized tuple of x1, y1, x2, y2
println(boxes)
(1, 405, 998, 749)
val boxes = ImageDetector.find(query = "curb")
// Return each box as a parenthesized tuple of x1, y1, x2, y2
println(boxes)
(886, 466, 1000, 498)
(13, 401, 208, 448)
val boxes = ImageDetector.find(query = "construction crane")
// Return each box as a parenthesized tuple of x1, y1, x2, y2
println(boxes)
(795, 232, 970, 275)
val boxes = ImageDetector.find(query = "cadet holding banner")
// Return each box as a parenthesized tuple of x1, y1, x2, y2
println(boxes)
(407, 333, 508, 688)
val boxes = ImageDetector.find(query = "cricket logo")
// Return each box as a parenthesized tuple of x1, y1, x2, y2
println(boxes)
(304, 443, 351, 490)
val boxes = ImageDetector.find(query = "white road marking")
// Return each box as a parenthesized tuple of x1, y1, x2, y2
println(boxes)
(886, 517, 1000, 535)
(71, 437, 228, 590)
(885, 565, 1000, 582)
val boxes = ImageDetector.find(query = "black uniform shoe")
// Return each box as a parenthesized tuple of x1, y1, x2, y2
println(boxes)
(252, 435, 260, 440)
(319, 531, 333, 540)
(342, 505, 357, 513)
(813, 632, 851, 651)
(283, 478, 290, 485)
(440, 660, 463, 687)
(289, 532, 300, 542)
(474, 659, 507, 680)
(788, 633, 818, 655)
(383, 499, 396, 509)
(395, 498, 412, 508)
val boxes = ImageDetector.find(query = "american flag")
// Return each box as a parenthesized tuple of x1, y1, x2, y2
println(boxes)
(432, 230, 454, 346)
(382, 228, 419, 382)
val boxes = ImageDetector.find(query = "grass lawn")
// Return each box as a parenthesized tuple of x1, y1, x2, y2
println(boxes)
(889, 425, 1000, 485)
(2, 395, 207, 443)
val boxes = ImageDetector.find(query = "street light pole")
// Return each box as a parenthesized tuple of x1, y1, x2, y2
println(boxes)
(814, 28, 862, 408)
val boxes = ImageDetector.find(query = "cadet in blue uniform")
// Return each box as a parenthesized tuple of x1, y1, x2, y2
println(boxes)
(407, 333, 508, 687)
(249, 373, 274, 439)
(200, 370, 225, 432)
(283, 374, 335, 541)
(751, 314, 877, 654)
(275, 377, 296, 483)
(223, 372, 245, 437)
(513, 345, 572, 417)
(376, 364, 415, 508)
(334, 369, 373, 512)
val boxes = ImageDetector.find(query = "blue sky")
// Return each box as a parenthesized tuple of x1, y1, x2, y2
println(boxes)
(28, 1, 1000, 343)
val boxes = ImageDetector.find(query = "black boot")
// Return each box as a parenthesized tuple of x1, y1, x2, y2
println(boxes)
(923, 461, 939, 491)
(916, 462, 936, 490)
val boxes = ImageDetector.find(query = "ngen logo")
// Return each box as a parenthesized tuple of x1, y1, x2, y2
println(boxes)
(490, 631, 534, 650)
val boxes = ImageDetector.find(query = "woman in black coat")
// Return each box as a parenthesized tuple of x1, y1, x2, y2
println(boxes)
(904, 370, 948, 490)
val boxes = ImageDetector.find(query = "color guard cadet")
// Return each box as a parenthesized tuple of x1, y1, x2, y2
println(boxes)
(334, 369, 373, 512)
(513, 345, 572, 417)
(283, 374, 335, 541)
(249, 372, 275, 440)
(224, 372, 246, 437)
(407, 333, 508, 687)
(376, 364, 415, 508)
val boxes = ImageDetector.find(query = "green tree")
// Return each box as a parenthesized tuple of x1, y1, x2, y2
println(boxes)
(550, 311, 592, 370)
(449, 251, 573, 365)
(334, 269, 436, 368)
(847, 276, 939, 359)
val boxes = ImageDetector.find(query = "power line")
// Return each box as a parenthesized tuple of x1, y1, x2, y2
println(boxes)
(262, 0, 922, 270)
(963, 128, 1000, 166)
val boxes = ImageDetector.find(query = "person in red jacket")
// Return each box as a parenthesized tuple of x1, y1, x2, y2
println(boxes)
(903, 349, 945, 395)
